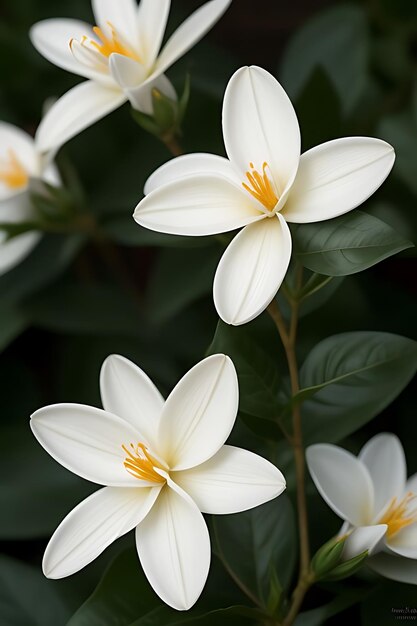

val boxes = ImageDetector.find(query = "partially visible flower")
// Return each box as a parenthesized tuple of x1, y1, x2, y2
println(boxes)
(307, 434, 417, 585)
(31, 353, 285, 610)
(134, 65, 395, 326)
(30, 0, 231, 152)
(0, 122, 58, 275)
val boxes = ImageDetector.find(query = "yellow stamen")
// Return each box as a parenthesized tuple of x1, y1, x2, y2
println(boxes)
(0, 149, 28, 189)
(242, 162, 278, 211)
(122, 442, 166, 483)
(378, 492, 417, 538)
(90, 22, 140, 61)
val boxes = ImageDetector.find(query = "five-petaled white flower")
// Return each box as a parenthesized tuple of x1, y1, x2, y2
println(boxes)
(0, 121, 58, 275)
(307, 434, 417, 585)
(134, 65, 395, 326)
(30, 0, 231, 153)
(31, 353, 285, 610)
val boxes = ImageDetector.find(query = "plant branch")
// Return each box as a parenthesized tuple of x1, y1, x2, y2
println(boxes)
(162, 134, 184, 157)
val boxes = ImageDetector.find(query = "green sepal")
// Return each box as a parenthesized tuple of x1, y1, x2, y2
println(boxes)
(322, 550, 368, 581)
(311, 536, 346, 577)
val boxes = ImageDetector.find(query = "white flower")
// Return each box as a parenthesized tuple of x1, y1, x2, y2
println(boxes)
(31, 353, 285, 610)
(0, 122, 58, 275)
(133, 65, 395, 326)
(307, 434, 417, 584)
(30, 0, 232, 152)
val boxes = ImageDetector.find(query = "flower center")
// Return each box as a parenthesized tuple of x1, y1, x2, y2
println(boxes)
(69, 22, 140, 73)
(378, 492, 417, 538)
(242, 162, 278, 212)
(122, 442, 166, 484)
(0, 149, 28, 190)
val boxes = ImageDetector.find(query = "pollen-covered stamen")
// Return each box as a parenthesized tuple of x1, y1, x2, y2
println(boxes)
(0, 149, 28, 190)
(69, 22, 140, 71)
(378, 492, 417, 538)
(122, 442, 166, 484)
(242, 162, 278, 212)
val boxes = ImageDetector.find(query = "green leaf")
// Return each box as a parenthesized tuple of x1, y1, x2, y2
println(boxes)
(0, 556, 71, 626)
(280, 4, 368, 115)
(296, 331, 417, 445)
(292, 210, 413, 276)
(213, 496, 297, 608)
(379, 110, 417, 196)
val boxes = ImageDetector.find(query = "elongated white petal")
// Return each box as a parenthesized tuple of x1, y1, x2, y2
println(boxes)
(100, 354, 164, 451)
(213, 214, 292, 326)
(137, 0, 171, 67)
(359, 433, 407, 519)
(223, 66, 300, 198)
(30, 19, 106, 81)
(407, 473, 417, 494)
(369, 552, 417, 584)
(92, 0, 139, 49)
(144, 153, 239, 195)
(44, 485, 160, 579)
(387, 524, 417, 559)
(0, 123, 38, 199)
(31, 404, 151, 487)
(342, 525, 387, 561)
(157, 355, 238, 470)
(134, 174, 263, 236)
(35, 81, 126, 153)
(306, 444, 374, 526)
(108, 53, 146, 89)
(136, 482, 210, 610)
(282, 137, 395, 223)
(155, 0, 231, 77)
(173, 445, 285, 514)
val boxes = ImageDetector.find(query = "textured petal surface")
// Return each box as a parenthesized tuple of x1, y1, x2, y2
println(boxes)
(134, 174, 263, 236)
(282, 137, 395, 223)
(173, 445, 285, 514)
(137, 0, 171, 67)
(213, 214, 292, 326)
(31, 404, 150, 487)
(0, 123, 38, 199)
(100, 354, 164, 451)
(136, 482, 210, 610)
(92, 0, 139, 49)
(144, 153, 239, 195)
(30, 19, 106, 81)
(223, 66, 300, 198)
(388, 524, 417, 559)
(369, 552, 417, 584)
(306, 444, 374, 526)
(35, 81, 126, 153)
(342, 525, 387, 561)
(43, 485, 160, 579)
(155, 0, 231, 76)
(157, 355, 238, 470)
(359, 433, 407, 518)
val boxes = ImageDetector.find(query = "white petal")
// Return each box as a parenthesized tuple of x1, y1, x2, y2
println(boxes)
(92, 0, 139, 49)
(35, 81, 126, 153)
(134, 174, 263, 236)
(306, 444, 374, 526)
(157, 355, 238, 471)
(342, 525, 387, 561)
(282, 137, 395, 223)
(136, 482, 210, 610)
(30, 403, 151, 487)
(0, 194, 40, 275)
(173, 445, 285, 514)
(144, 153, 239, 195)
(100, 354, 164, 451)
(213, 214, 292, 326)
(223, 66, 300, 198)
(369, 552, 417, 584)
(359, 433, 407, 519)
(407, 473, 417, 494)
(0, 123, 38, 199)
(155, 0, 231, 76)
(137, 0, 171, 67)
(387, 524, 417, 559)
(108, 52, 146, 90)
(43, 485, 160, 579)
(30, 19, 106, 81)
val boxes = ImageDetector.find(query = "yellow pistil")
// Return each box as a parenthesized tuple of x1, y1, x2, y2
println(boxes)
(242, 162, 278, 212)
(0, 149, 28, 189)
(379, 492, 417, 538)
(122, 442, 166, 483)
(90, 22, 139, 61)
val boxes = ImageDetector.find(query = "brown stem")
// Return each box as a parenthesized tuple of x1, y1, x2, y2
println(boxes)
(162, 134, 184, 157)
(281, 573, 315, 626)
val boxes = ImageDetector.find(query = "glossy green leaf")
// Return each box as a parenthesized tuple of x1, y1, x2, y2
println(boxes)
(296, 331, 417, 445)
(280, 4, 368, 115)
(292, 211, 413, 276)
(213, 496, 297, 607)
